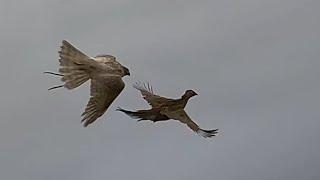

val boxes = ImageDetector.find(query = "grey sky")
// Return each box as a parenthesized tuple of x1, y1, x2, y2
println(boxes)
(1, 0, 320, 179)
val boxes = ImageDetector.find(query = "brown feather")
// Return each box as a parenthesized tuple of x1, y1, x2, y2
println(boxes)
(119, 82, 218, 138)
(81, 76, 125, 127)
(46, 40, 129, 127)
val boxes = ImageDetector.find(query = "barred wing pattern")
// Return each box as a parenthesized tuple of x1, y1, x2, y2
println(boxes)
(81, 76, 125, 127)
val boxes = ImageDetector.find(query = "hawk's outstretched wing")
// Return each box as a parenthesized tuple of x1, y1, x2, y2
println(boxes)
(81, 76, 125, 127)
(133, 82, 172, 107)
(161, 109, 218, 138)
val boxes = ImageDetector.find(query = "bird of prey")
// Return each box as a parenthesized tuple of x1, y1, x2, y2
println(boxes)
(117, 82, 218, 138)
(45, 40, 130, 127)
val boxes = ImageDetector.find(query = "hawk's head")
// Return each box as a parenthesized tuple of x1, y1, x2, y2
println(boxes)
(95, 55, 130, 77)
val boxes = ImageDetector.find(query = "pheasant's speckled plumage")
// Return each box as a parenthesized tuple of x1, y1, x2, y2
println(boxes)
(117, 82, 218, 138)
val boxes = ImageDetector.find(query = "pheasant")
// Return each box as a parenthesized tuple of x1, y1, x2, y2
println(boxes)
(117, 82, 218, 138)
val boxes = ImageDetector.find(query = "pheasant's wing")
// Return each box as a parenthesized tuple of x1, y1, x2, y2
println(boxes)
(133, 82, 172, 107)
(81, 75, 125, 127)
(161, 109, 218, 138)
(59, 40, 101, 69)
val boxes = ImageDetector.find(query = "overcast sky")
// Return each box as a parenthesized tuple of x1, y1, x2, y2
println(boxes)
(1, 0, 320, 179)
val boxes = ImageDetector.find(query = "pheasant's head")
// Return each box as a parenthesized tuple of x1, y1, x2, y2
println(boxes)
(183, 90, 198, 99)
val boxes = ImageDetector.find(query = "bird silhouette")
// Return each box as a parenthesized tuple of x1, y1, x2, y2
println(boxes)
(117, 82, 218, 138)
(45, 40, 130, 127)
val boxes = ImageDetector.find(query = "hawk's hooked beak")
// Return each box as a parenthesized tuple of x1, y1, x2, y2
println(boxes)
(123, 66, 130, 76)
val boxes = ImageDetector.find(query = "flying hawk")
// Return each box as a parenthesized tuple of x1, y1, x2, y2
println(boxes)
(45, 40, 130, 127)
(117, 82, 218, 138)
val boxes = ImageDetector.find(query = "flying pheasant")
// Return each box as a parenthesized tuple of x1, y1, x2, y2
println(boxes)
(117, 82, 218, 138)
(45, 40, 130, 127)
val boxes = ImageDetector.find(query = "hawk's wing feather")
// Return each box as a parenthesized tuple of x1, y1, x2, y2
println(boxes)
(161, 109, 218, 138)
(81, 76, 125, 127)
(133, 82, 172, 107)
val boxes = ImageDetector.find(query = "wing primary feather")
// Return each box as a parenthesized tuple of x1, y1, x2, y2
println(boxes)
(143, 83, 147, 91)
(147, 82, 152, 93)
(81, 109, 98, 123)
(197, 129, 219, 138)
(150, 83, 153, 93)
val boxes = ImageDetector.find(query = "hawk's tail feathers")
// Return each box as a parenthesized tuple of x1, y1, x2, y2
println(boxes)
(62, 72, 90, 90)
(59, 40, 90, 65)
(196, 129, 219, 138)
(44, 71, 64, 90)
(44, 69, 89, 90)
(44, 71, 63, 76)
